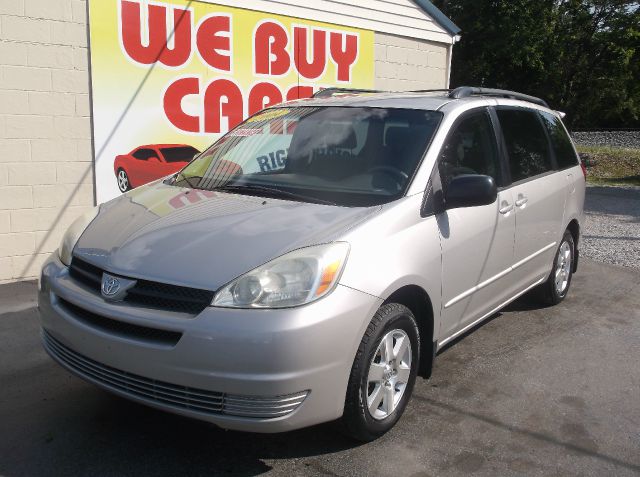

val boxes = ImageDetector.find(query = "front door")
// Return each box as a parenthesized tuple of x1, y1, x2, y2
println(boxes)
(437, 108, 516, 343)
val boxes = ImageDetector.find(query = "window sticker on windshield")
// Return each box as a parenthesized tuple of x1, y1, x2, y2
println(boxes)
(270, 119, 284, 135)
(286, 120, 298, 134)
(246, 109, 291, 123)
(256, 149, 288, 172)
(229, 128, 263, 136)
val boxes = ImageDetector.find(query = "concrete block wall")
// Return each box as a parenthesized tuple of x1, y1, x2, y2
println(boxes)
(374, 32, 450, 91)
(0, 0, 94, 284)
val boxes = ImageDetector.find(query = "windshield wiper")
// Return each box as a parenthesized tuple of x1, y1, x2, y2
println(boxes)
(217, 184, 337, 206)
(173, 174, 203, 189)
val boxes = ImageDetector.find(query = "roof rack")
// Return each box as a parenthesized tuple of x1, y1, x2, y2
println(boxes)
(408, 89, 452, 93)
(312, 87, 384, 98)
(449, 87, 549, 108)
(314, 88, 454, 98)
(311, 86, 550, 108)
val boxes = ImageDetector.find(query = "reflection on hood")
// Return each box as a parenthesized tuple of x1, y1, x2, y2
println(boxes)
(75, 182, 380, 290)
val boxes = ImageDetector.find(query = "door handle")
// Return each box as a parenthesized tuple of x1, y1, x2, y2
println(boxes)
(515, 197, 528, 207)
(499, 203, 513, 214)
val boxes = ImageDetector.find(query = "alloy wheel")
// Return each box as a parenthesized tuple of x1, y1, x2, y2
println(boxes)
(366, 329, 412, 420)
(117, 170, 129, 192)
(555, 241, 572, 295)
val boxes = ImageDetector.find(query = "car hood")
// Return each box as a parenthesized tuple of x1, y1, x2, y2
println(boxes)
(74, 182, 380, 291)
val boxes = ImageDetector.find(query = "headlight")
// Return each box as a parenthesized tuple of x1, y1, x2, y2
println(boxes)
(212, 242, 350, 308)
(58, 206, 100, 266)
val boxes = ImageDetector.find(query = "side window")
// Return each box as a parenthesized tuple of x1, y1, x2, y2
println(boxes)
(132, 148, 157, 160)
(539, 111, 579, 169)
(438, 110, 501, 188)
(497, 109, 552, 182)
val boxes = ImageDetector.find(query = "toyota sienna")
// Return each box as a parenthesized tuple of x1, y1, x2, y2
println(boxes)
(38, 87, 586, 441)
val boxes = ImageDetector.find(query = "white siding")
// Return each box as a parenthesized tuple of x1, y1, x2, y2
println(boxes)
(197, 0, 454, 44)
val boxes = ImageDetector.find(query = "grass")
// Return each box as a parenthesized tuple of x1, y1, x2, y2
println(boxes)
(576, 145, 640, 187)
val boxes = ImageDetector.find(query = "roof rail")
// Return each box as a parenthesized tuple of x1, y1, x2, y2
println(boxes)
(313, 88, 455, 98)
(449, 87, 549, 108)
(408, 89, 452, 94)
(312, 87, 384, 98)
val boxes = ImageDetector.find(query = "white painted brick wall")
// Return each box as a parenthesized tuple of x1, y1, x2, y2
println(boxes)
(0, 0, 94, 284)
(374, 32, 450, 91)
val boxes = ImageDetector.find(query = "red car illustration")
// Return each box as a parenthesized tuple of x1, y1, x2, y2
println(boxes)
(114, 144, 200, 192)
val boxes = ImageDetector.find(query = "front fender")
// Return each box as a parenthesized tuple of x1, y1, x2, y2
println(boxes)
(339, 195, 443, 340)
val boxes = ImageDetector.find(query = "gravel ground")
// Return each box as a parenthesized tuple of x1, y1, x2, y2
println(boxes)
(583, 185, 640, 269)
(572, 131, 640, 149)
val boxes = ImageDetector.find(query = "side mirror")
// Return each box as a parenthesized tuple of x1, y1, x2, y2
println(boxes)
(149, 155, 161, 163)
(445, 174, 497, 210)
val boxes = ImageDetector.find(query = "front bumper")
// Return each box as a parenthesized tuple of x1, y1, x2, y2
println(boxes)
(39, 254, 382, 432)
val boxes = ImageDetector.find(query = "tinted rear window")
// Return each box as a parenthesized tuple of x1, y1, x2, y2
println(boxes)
(497, 109, 552, 182)
(161, 146, 200, 163)
(539, 112, 579, 169)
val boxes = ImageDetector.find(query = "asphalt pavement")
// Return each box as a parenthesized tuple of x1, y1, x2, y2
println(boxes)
(1, 258, 639, 477)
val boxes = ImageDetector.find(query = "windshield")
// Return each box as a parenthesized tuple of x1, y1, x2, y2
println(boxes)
(172, 107, 442, 207)
(161, 146, 200, 163)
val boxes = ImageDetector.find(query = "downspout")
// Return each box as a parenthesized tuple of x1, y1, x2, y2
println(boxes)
(446, 34, 461, 89)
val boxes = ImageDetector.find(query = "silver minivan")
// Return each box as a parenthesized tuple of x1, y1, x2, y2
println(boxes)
(39, 87, 586, 441)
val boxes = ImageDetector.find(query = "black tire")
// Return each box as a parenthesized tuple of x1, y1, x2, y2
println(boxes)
(116, 168, 131, 192)
(342, 303, 420, 441)
(537, 230, 575, 305)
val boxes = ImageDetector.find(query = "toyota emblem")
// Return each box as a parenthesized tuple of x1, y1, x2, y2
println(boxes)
(100, 273, 137, 301)
(101, 274, 121, 296)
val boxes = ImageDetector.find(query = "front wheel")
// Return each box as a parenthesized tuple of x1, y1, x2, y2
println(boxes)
(116, 168, 131, 192)
(342, 303, 420, 441)
(537, 230, 575, 305)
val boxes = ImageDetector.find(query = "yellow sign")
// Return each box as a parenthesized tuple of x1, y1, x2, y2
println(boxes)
(88, 0, 374, 202)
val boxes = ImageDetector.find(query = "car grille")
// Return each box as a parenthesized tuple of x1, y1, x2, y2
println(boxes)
(43, 330, 309, 419)
(57, 297, 182, 347)
(69, 257, 215, 315)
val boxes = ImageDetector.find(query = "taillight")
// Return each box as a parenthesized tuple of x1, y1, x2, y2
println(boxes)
(580, 160, 587, 180)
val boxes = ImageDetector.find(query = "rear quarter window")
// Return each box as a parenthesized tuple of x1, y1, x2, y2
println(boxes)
(539, 111, 579, 169)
